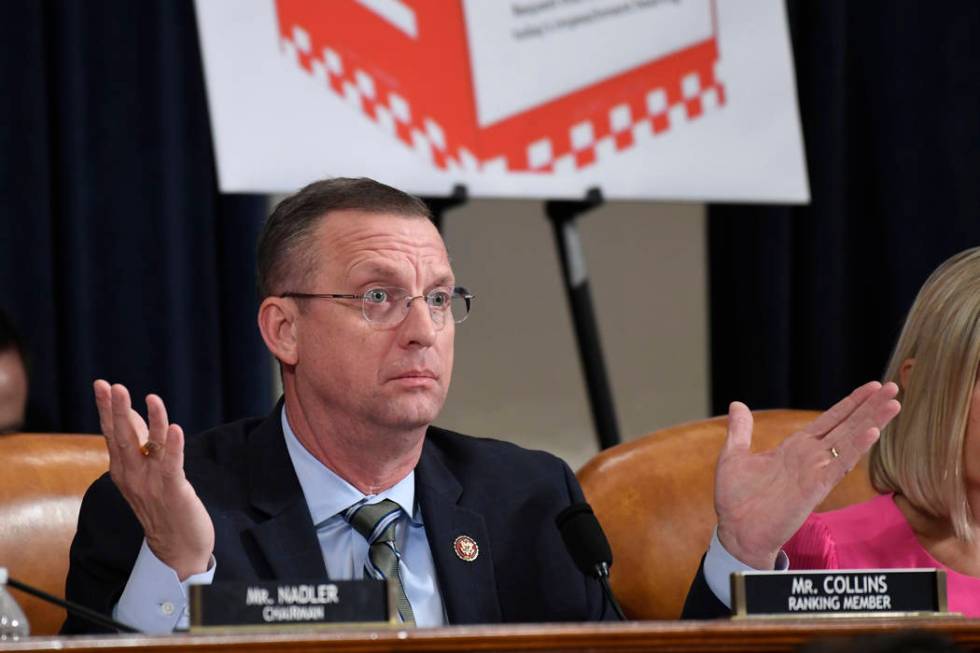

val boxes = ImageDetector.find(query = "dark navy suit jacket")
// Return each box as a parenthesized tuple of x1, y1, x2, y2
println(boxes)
(63, 407, 607, 632)
(680, 557, 729, 618)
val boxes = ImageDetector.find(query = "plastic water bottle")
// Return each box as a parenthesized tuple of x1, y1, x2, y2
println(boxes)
(0, 568, 30, 640)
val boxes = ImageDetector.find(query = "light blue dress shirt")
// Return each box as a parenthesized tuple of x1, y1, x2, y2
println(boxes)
(112, 407, 445, 632)
(280, 410, 446, 627)
(703, 527, 790, 608)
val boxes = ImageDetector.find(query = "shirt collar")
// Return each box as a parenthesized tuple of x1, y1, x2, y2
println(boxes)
(280, 406, 418, 527)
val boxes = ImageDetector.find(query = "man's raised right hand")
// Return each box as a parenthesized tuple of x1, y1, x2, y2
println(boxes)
(93, 379, 215, 580)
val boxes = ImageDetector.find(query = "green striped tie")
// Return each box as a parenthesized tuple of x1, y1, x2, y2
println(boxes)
(345, 499, 416, 625)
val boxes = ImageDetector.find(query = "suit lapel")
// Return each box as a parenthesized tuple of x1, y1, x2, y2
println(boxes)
(244, 404, 328, 580)
(416, 434, 501, 624)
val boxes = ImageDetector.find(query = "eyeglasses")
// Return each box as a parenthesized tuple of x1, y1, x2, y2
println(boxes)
(280, 286, 474, 329)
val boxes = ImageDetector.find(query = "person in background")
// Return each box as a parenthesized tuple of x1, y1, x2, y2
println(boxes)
(685, 247, 980, 617)
(0, 310, 28, 434)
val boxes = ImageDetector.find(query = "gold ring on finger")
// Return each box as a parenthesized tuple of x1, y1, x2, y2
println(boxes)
(141, 441, 161, 458)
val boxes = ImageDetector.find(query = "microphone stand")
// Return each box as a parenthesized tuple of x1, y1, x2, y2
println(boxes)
(594, 562, 626, 621)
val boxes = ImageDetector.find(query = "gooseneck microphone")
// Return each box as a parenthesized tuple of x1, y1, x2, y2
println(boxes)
(555, 502, 626, 620)
(6, 575, 138, 633)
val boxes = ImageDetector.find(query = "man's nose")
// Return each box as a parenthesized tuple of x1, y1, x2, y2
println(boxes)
(398, 296, 437, 347)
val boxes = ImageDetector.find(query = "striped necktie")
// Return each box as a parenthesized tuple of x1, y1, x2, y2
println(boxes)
(344, 499, 416, 625)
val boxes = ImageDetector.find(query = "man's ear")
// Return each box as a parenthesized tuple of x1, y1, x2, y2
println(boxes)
(258, 297, 299, 366)
(899, 358, 915, 390)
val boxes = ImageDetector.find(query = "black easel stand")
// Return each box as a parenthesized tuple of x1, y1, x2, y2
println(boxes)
(546, 189, 621, 450)
(422, 184, 468, 232)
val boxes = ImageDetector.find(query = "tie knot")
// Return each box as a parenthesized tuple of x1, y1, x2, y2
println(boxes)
(345, 498, 402, 544)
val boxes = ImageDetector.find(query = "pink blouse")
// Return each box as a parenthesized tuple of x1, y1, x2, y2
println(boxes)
(785, 493, 980, 616)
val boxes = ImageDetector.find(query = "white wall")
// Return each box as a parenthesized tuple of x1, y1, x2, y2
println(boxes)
(439, 199, 709, 471)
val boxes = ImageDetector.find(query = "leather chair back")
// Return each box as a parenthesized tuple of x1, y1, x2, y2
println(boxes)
(577, 410, 876, 620)
(0, 434, 108, 635)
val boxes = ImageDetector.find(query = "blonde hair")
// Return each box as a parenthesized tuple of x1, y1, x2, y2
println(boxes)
(870, 247, 980, 541)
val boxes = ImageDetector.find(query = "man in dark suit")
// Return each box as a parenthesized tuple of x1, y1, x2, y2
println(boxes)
(64, 178, 607, 633)
(64, 176, 899, 631)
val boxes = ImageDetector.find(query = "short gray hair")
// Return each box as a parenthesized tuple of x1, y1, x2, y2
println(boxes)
(256, 177, 433, 299)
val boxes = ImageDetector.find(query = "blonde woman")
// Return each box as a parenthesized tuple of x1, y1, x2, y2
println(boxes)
(684, 248, 980, 617)
(785, 247, 980, 615)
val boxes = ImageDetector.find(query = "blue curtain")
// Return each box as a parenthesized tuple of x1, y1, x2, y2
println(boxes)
(0, 1, 272, 434)
(708, 0, 980, 413)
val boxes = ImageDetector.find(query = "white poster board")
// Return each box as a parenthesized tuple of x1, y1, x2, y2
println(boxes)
(195, 0, 809, 202)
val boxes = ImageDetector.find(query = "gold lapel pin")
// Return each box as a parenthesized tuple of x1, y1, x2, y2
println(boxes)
(453, 535, 479, 562)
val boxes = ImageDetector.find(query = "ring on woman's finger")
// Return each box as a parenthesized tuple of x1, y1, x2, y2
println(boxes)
(829, 446, 840, 459)
(141, 441, 162, 458)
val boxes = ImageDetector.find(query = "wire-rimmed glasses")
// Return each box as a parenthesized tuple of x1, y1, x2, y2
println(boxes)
(280, 286, 474, 329)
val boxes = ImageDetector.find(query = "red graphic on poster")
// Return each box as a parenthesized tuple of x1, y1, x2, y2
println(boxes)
(275, 0, 724, 173)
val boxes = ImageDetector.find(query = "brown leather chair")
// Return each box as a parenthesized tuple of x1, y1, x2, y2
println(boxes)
(577, 410, 876, 621)
(0, 434, 108, 635)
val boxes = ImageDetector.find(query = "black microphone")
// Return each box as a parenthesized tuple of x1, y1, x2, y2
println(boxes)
(555, 502, 626, 620)
(5, 575, 138, 633)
